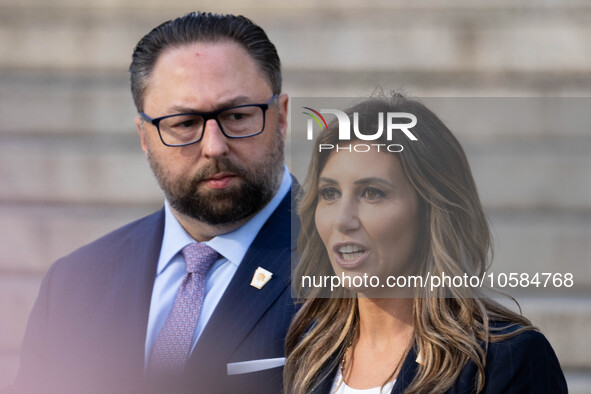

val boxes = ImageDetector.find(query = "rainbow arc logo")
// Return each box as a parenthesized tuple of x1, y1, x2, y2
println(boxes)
(302, 107, 328, 135)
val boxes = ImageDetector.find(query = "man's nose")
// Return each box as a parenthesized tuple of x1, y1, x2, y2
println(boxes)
(200, 119, 229, 158)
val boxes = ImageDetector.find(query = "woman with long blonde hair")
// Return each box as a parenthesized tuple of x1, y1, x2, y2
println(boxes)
(284, 94, 567, 393)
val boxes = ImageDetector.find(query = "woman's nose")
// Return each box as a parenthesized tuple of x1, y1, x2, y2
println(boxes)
(334, 199, 361, 233)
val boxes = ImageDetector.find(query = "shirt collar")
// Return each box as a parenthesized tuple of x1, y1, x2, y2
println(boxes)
(156, 165, 291, 275)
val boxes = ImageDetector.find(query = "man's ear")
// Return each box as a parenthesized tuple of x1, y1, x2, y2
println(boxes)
(277, 93, 289, 141)
(135, 116, 149, 159)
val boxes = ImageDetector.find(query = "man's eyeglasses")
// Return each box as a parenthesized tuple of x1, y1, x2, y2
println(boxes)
(139, 95, 278, 147)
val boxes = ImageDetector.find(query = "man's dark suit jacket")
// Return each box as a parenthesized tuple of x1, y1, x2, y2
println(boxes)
(312, 325, 568, 393)
(11, 188, 299, 394)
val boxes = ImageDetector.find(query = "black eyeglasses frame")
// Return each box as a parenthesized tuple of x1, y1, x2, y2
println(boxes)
(139, 94, 278, 147)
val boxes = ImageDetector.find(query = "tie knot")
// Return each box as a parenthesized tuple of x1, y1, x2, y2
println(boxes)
(182, 243, 219, 275)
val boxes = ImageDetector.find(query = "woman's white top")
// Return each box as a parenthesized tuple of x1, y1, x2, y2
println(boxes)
(331, 367, 396, 394)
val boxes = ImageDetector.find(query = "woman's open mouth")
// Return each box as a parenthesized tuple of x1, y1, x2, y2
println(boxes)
(333, 242, 368, 269)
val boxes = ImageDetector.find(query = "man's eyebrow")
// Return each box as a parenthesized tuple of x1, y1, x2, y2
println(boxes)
(168, 96, 253, 114)
(216, 95, 253, 108)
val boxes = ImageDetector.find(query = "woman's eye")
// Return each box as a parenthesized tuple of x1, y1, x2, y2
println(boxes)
(318, 187, 340, 201)
(362, 187, 385, 200)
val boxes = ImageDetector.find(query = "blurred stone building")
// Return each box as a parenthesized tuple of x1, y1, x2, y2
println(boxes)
(1, 1, 590, 391)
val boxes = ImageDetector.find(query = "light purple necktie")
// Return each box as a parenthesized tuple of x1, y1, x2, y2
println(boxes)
(148, 242, 219, 374)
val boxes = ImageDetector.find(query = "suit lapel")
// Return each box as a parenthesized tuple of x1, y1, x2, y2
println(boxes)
(311, 360, 339, 393)
(185, 188, 294, 371)
(391, 345, 418, 393)
(97, 209, 163, 375)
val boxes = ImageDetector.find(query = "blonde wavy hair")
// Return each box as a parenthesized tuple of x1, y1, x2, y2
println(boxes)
(284, 94, 534, 393)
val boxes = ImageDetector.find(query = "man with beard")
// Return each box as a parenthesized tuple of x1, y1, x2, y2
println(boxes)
(10, 12, 298, 394)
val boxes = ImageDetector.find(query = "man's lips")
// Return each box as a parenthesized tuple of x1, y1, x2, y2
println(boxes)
(202, 173, 237, 189)
(332, 241, 368, 269)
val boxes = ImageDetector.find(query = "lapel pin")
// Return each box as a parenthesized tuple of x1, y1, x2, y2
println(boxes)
(250, 266, 273, 289)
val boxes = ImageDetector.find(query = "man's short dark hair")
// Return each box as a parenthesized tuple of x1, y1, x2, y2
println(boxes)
(129, 11, 282, 112)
